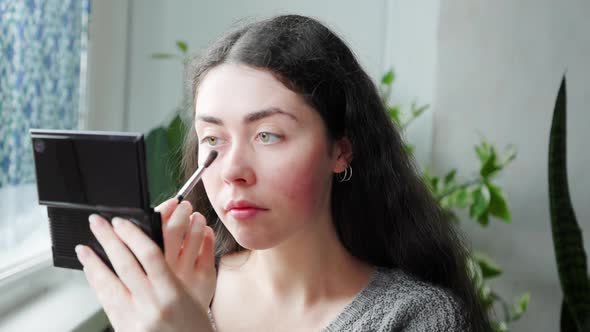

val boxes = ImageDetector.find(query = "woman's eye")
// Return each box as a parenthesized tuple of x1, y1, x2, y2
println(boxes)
(256, 132, 281, 144)
(200, 136, 224, 147)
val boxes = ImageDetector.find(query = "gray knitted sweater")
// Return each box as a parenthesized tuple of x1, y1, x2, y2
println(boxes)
(320, 267, 469, 331)
(209, 267, 469, 331)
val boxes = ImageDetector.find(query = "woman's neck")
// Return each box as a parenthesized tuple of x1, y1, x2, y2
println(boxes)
(221, 212, 375, 309)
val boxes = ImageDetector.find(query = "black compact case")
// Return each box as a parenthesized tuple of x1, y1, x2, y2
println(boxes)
(30, 129, 164, 271)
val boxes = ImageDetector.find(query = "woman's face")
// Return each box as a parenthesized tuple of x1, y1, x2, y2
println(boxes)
(194, 63, 346, 250)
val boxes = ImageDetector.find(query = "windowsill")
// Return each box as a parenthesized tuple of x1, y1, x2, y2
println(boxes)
(0, 262, 107, 332)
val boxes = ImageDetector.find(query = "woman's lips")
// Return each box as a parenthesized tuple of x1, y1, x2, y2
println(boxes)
(228, 207, 266, 220)
(224, 200, 267, 220)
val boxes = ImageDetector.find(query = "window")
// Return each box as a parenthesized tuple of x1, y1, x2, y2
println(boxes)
(0, 0, 89, 286)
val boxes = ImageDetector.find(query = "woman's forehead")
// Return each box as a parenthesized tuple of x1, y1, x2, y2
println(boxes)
(195, 63, 308, 119)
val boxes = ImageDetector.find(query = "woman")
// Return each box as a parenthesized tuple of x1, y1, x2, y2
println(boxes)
(76, 15, 492, 331)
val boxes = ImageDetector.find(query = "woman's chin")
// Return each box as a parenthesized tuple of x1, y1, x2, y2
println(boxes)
(232, 232, 285, 251)
(234, 237, 278, 250)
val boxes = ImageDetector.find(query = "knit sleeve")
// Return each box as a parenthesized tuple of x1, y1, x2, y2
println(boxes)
(373, 286, 469, 332)
(397, 289, 469, 332)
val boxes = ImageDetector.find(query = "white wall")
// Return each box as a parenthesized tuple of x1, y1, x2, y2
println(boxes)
(85, 0, 129, 131)
(124, 0, 386, 132)
(118, 0, 436, 166)
(432, 1, 590, 331)
(383, 1, 439, 168)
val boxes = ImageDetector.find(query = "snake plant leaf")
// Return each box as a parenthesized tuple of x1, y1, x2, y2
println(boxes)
(561, 300, 577, 332)
(548, 75, 590, 331)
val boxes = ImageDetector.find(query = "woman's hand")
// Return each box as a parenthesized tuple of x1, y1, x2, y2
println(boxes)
(155, 198, 217, 309)
(76, 200, 216, 332)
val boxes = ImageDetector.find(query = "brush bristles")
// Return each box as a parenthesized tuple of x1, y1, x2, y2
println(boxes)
(204, 150, 218, 168)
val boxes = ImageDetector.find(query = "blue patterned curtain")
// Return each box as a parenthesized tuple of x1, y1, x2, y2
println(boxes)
(0, 0, 89, 257)
(0, 0, 89, 188)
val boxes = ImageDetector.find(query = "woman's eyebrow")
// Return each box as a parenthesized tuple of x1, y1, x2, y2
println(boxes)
(196, 107, 298, 125)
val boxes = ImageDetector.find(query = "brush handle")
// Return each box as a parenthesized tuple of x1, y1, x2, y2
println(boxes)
(175, 166, 206, 203)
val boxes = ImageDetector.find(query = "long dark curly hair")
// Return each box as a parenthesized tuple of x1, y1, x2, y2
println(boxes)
(180, 14, 492, 332)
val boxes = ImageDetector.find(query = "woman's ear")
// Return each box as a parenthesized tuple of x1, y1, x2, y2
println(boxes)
(332, 137, 353, 173)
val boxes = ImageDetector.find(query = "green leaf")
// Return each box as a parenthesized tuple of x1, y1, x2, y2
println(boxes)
(480, 148, 501, 178)
(475, 142, 492, 163)
(493, 321, 509, 332)
(381, 70, 395, 85)
(486, 180, 511, 222)
(411, 102, 429, 118)
(500, 144, 517, 166)
(422, 171, 441, 196)
(145, 127, 176, 206)
(510, 293, 530, 321)
(454, 188, 470, 208)
(473, 251, 503, 279)
(431, 177, 440, 193)
(165, 113, 187, 189)
(176, 40, 188, 54)
(387, 106, 401, 126)
(403, 143, 414, 156)
(151, 53, 176, 59)
(444, 169, 457, 186)
(466, 254, 484, 287)
(480, 283, 494, 308)
(470, 186, 490, 220)
(478, 212, 490, 226)
(422, 168, 435, 192)
(440, 196, 452, 209)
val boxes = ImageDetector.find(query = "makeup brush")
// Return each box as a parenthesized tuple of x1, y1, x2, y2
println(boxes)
(175, 150, 218, 204)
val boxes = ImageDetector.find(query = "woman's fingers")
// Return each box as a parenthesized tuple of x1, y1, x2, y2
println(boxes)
(76, 244, 129, 325)
(88, 214, 151, 297)
(163, 201, 193, 266)
(176, 213, 206, 274)
(195, 226, 216, 271)
(109, 217, 174, 289)
(155, 197, 179, 224)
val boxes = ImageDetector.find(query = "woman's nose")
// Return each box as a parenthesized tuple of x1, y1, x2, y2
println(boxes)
(219, 145, 256, 186)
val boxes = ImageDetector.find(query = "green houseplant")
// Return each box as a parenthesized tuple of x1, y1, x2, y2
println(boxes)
(380, 70, 528, 332)
(548, 75, 590, 332)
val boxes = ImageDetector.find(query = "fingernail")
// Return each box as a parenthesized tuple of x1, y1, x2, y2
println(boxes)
(88, 214, 99, 226)
(75, 245, 86, 260)
(112, 217, 124, 228)
(195, 216, 205, 228)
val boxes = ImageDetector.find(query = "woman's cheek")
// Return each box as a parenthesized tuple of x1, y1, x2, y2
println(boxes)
(268, 157, 330, 219)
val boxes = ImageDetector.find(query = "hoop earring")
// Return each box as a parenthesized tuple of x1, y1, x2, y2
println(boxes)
(337, 165, 352, 182)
